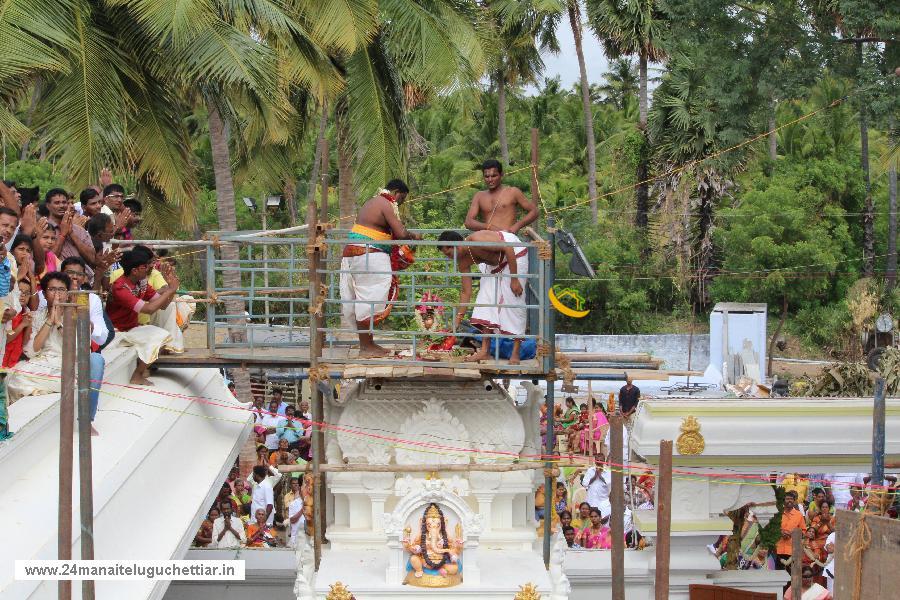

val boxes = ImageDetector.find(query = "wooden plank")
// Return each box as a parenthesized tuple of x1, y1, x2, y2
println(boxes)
(835, 510, 900, 599)
(452, 368, 482, 379)
(366, 367, 394, 378)
(341, 366, 367, 379)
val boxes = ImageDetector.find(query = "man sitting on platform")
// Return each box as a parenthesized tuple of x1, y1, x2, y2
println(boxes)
(339, 179, 420, 357)
(437, 229, 527, 364)
(106, 247, 179, 384)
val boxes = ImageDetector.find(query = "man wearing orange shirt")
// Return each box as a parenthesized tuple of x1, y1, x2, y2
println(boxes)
(776, 490, 805, 570)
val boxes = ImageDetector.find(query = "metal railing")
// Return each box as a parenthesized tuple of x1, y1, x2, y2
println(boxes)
(148, 227, 554, 373)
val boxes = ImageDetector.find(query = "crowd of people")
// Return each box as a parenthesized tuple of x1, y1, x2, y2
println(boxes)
(535, 380, 652, 551)
(0, 178, 192, 440)
(193, 387, 315, 549)
(769, 472, 899, 598)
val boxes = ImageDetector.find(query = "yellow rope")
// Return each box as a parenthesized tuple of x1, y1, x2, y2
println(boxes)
(546, 97, 847, 217)
(843, 512, 872, 600)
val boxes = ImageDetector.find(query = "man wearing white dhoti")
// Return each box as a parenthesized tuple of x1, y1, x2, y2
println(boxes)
(340, 179, 420, 357)
(438, 229, 528, 364)
(106, 247, 178, 385)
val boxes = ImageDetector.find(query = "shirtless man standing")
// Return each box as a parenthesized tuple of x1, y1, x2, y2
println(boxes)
(340, 180, 420, 357)
(438, 230, 528, 364)
(464, 159, 538, 234)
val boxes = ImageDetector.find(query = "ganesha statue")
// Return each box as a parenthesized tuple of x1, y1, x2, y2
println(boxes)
(402, 502, 464, 587)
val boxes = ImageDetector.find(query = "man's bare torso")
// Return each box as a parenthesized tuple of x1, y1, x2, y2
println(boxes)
(462, 230, 504, 267)
(473, 186, 521, 231)
(356, 196, 392, 234)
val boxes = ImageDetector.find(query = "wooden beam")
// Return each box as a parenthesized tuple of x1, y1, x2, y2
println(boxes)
(58, 306, 76, 600)
(610, 413, 625, 600)
(654, 440, 673, 600)
(791, 528, 802, 595)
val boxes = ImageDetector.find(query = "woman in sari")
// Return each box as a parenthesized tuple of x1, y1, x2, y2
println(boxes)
(785, 565, 832, 600)
(193, 507, 219, 547)
(6, 272, 70, 404)
(246, 508, 278, 548)
(554, 482, 569, 515)
(579, 402, 610, 455)
(575, 507, 612, 550)
(560, 397, 579, 429)
(805, 500, 835, 564)
(567, 404, 589, 454)
(230, 480, 252, 520)
(255, 444, 270, 469)
(571, 502, 592, 530)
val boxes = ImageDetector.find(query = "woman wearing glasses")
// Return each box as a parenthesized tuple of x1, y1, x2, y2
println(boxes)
(6, 272, 71, 404)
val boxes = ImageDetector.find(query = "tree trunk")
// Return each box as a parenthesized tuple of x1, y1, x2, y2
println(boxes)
(767, 294, 787, 376)
(284, 178, 297, 226)
(569, 1, 598, 224)
(887, 116, 897, 291)
(306, 105, 328, 220)
(857, 42, 874, 277)
(497, 72, 511, 166)
(207, 98, 251, 398)
(635, 50, 650, 229)
(768, 98, 777, 162)
(638, 51, 648, 129)
(337, 110, 356, 224)
(694, 177, 716, 309)
(19, 78, 41, 160)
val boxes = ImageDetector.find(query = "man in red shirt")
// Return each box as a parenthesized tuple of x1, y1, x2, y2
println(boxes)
(107, 247, 179, 384)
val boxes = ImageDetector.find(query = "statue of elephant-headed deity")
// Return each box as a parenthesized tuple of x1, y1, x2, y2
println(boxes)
(402, 502, 463, 587)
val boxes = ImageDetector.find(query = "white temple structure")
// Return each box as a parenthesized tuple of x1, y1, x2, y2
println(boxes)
(295, 378, 569, 600)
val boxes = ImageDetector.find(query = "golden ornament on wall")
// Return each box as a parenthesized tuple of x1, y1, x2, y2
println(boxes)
(514, 582, 542, 600)
(326, 581, 354, 600)
(676, 415, 705, 455)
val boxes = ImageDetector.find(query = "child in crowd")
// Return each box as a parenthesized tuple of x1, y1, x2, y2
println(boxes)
(3, 279, 32, 367)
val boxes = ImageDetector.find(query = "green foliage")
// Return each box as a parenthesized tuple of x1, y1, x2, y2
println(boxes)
(758, 486, 785, 552)
(2, 160, 67, 195)
(710, 158, 857, 309)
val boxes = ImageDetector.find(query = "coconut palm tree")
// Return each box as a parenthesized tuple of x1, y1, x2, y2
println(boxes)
(595, 57, 639, 109)
(342, 0, 488, 205)
(490, 0, 561, 167)
(566, 0, 599, 223)
(586, 0, 667, 229)
(649, 52, 749, 308)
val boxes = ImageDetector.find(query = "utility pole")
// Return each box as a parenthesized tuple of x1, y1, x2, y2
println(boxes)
(654, 440, 673, 600)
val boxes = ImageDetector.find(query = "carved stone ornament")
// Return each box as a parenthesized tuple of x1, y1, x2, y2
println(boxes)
(676, 415, 705, 455)
(325, 581, 354, 600)
(395, 400, 470, 465)
(515, 583, 542, 600)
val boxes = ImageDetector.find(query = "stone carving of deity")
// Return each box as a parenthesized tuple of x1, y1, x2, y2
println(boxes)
(402, 502, 464, 587)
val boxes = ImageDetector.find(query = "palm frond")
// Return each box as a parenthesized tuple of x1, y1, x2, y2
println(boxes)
(35, 2, 134, 187)
(345, 36, 406, 196)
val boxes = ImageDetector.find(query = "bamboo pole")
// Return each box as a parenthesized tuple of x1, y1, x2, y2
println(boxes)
(610, 412, 625, 600)
(76, 302, 95, 600)
(791, 528, 803, 595)
(654, 440, 673, 600)
(307, 136, 325, 571)
(58, 305, 76, 600)
(872, 377, 886, 487)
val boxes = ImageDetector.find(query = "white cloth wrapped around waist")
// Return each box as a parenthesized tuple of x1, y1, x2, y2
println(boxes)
(470, 231, 528, 337)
